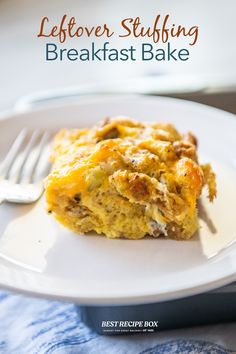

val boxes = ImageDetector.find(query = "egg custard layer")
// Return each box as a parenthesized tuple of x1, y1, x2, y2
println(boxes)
(45, 117, 216, 240)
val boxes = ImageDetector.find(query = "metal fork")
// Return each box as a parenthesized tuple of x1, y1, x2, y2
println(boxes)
(0, 130, 50, 204)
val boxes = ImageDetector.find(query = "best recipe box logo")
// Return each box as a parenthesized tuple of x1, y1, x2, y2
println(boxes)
(37, 14, 199, 62)
(101, 320, 159, 333)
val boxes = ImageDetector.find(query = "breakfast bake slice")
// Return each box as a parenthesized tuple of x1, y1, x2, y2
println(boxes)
(45, 117, 216, 239)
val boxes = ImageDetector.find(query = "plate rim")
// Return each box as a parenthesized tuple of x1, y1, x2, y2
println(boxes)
(0, 94, 236, 305)
(0, 272, 236, 306)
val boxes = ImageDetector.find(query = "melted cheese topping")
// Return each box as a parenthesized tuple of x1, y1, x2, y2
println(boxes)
(45, 117, 216, 239)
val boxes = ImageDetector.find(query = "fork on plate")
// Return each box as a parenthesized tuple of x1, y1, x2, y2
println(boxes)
(0, 130, 51, 204)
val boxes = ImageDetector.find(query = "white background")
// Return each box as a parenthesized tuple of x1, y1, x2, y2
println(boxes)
(0, 0, 236, 110)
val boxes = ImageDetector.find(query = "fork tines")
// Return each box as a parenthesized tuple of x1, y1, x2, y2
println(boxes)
(0, 130, 50, 184)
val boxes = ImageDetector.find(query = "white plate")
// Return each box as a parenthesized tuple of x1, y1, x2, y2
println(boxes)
(0, 95, 236, 305)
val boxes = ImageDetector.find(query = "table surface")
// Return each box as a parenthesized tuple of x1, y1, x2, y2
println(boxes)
(0, 1, 236, 352)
